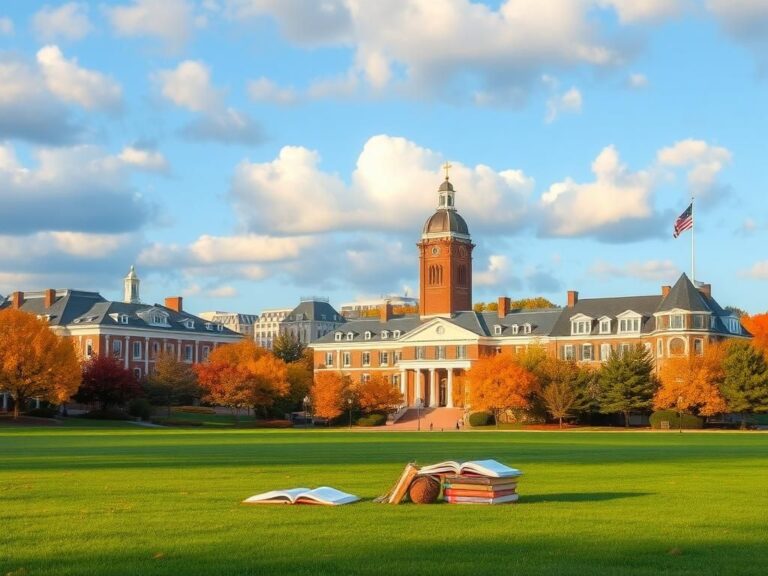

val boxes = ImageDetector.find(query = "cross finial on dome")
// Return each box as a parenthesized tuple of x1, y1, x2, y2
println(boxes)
(442, 161, 452, 180)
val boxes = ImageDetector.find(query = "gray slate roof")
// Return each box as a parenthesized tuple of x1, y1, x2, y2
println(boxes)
(550, 295, 662, 336)
(657, 273, 710, 313)
(284, 300, 345, 324)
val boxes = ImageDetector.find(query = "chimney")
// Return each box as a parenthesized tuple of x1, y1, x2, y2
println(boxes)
(380, 301, 393, 323)
(165, 296, 183, 313)
(661, 285, 671, 298)
(497, 296, 510, 319)
(698, 283, 712, 299)
(44, 289, 56, 308)
(567, 290, 579, 308)
(10, 291, 24, 309)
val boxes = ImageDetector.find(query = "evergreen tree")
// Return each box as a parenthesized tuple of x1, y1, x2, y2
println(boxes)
(597, 346, 657, 427)
(146, 352, 200, 415)
(272, 333, 306, 364)
(720, 340, 768, 428)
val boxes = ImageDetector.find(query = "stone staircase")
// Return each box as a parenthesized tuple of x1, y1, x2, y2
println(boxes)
(386, 407, 465, 431)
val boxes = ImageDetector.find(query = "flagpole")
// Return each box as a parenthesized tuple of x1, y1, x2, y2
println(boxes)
(691, 194, 695, 283)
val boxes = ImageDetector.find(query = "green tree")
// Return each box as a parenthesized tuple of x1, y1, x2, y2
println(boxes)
(598, 346, 657, 427)
(272, 333, 306, 364)
(536, 357, 590, 427)
(720, 340, 768, 428)
(146, 352, 200, 416)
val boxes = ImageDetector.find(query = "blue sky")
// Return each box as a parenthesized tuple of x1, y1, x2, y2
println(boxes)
(1, 0, 767, 315)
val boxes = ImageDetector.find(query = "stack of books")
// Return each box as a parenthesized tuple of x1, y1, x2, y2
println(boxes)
(417, 459, 522, 504)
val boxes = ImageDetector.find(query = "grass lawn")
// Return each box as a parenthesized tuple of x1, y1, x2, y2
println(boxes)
(2, 426, 767, 576)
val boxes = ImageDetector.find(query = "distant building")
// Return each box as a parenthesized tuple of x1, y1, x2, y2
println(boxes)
(198, 311, 258, 337)
(0, 267, 242, 411)
(340, 295, 419, 319)
(254, 307, 292, 349)
(280, 297, 346, 345)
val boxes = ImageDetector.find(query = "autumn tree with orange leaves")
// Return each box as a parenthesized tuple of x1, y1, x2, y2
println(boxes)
(0, 308, 81, 418)
(741, 313, 768, 358)
(656, 342, 727, 416)
(195, 340, 289, 418)
(357, 374, 403, 413)
(467, 350, 539, 426)
(311, 371, 351, 421)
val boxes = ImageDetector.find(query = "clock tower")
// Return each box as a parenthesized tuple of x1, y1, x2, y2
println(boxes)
(418, 165, 474, 318)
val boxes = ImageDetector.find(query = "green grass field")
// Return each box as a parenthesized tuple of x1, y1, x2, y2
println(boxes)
(2, 426, 767, 576)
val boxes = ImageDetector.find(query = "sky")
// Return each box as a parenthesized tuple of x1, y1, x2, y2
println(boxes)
(1, 0, 767, 316)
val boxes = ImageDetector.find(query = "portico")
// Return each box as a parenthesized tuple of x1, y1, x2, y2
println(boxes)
(397, 360, 470, 408)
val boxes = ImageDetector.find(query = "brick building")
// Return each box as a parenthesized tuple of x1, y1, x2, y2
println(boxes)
(311, 172, 749, 411)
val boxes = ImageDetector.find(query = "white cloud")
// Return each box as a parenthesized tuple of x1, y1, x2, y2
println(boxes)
(601, 0, 689, 23)
(118, 146, 169, 172)
(307, 70, 359, 100)
(231, 134, 534, 235)
(189, 234, 314, 264)
(657, 139, 732, 200)
(0, 17, 13, 35)
(181, 108, 264, 145)
(474, 255, 511, 287)
(247, 77, 298, 105)
(36, 45, 122, 111)
(106, 0, 196, 51)
(628, 73, 648, 88)
(33, 3, 91, 41)
(0, 231, 134, 260)
(208, 285, 238, 298)
(540, 146, 654, 238)
(546, 87, 583, 123)
(590, 259, 680, 281)
(742, 261, 768, 279)
(155, 60, 220, 112)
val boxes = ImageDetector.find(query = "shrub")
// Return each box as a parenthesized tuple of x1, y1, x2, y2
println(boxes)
(356, 413, 387, 427)
(237, 419, 293, 429)
(152, 418, 203, 427)
(81, 409, 133, 420)
(128, 398, 153, 421)
(176, 406, 216, 414)
(649, 410, 704, 430)
(468, 411, 495, 427)
(25, 406, 59, 418)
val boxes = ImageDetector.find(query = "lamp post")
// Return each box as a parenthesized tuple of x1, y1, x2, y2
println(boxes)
(303, 395, 311, 428)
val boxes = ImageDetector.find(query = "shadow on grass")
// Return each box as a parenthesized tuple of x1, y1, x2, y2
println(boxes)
(518, 491, 651, 504)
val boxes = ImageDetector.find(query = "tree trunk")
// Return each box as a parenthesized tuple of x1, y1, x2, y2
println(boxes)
(741, 413, 748, 430)
(12, 396, 21, 419)
(558, 416, 563, 429)
(624, 410, 630, 428)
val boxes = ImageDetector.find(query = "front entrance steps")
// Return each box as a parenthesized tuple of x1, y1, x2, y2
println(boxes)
(386, 407, 465, 431)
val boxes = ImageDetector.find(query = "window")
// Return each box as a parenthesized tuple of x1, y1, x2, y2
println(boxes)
(133, 368, 142, 380)
(202, 346, 210, 360)
(511, 324, 519, 335)
(394, 351, 402, 364)
(381, 330, 389, 340)
(670, 314, 684, 330)
(112, 339, 122, 357)
(393, 330, 401, 339)
(620, 343, 632, 357)
(184, 345, 193, 362)
(523, 323, 532, 335)
(342, 352, 351, 367)
(571, 320, 591, 335)
(152, 342, 160, 357)
(694, 339, 704, 356)
(456, 345, 467, 359)
(599, 319, 611, 334)
(600, 343, 611, 361)
(619, 318, 641, 333)
(364, 331, 372, 341)
(494, 325, 502, 336)
(205, 322, 213, 331)
(362, 352, 371, 366)
(582, 344, 593, 361)
(335, 332, 343, 341)
(362, 373, 371, 384)
(325, 352, 334, 367)
(346, 332, 354, 341)
(165, 344, 174, 355)
(693, 315, 706, 330)
(436, 346, 446, 360)
(379, 351, 389, 366)
(393, 374, 400, 388)
(563, 345, 574, 360)
(133, 341, 142, 359)
(120, 314, 129, 324)
(727, 318, 740, 333)
(669, 338, 686, 356)
(416, 346, 426, 360)
(85, 339, 93, 358)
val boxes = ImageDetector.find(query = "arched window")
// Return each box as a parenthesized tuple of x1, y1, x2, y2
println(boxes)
(669, 337, 686, 356)
(438, 265, 443, 285)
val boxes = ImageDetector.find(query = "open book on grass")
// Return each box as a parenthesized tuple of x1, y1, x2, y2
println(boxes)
(242, 487, 359, 505)
(418, 459, 522, 478)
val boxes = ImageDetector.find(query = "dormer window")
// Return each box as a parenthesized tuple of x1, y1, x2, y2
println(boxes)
(364, 331, 372, 340)
(183, 319, 195, 329)
(335, 332, 343, 341)
(494, 325, 503, 336)
(598, 317, 611, 334)
(511, 324, 519, 335)
(523, 323, 532, 335)
(205, 322, 213, 331)
(381, 330, 389, 340)
(571, 315, 592, 335)
(120, 314, 129, 324)
(346, 332, 354, 341)
(617, 311, 643, 334)
(670, 314, 684, 330)
(393, 330, 401, 338)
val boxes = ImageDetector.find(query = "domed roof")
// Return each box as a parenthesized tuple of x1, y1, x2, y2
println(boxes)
(422, 209, 469, 236)
(438, 179, 454, 192)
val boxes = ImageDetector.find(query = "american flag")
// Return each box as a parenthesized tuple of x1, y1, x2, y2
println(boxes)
(673, 203, 693, 238)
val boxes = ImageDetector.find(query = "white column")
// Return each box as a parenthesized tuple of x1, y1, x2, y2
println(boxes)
(399, 369, 407, 399)
(105, 335, 110, 357)
(447, 368, 454, 408)
(35, 398, 40, 408)
(429, 368, 437, 407)
(2, 392, 8, 411)
(144, 337, 149, 374)
(415, 370, 422, 406)
(124, 337, 129, 369)
(177, 339, 182, 361)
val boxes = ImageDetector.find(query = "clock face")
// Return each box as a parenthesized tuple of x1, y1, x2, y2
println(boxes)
(431, 246, 440, 256)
